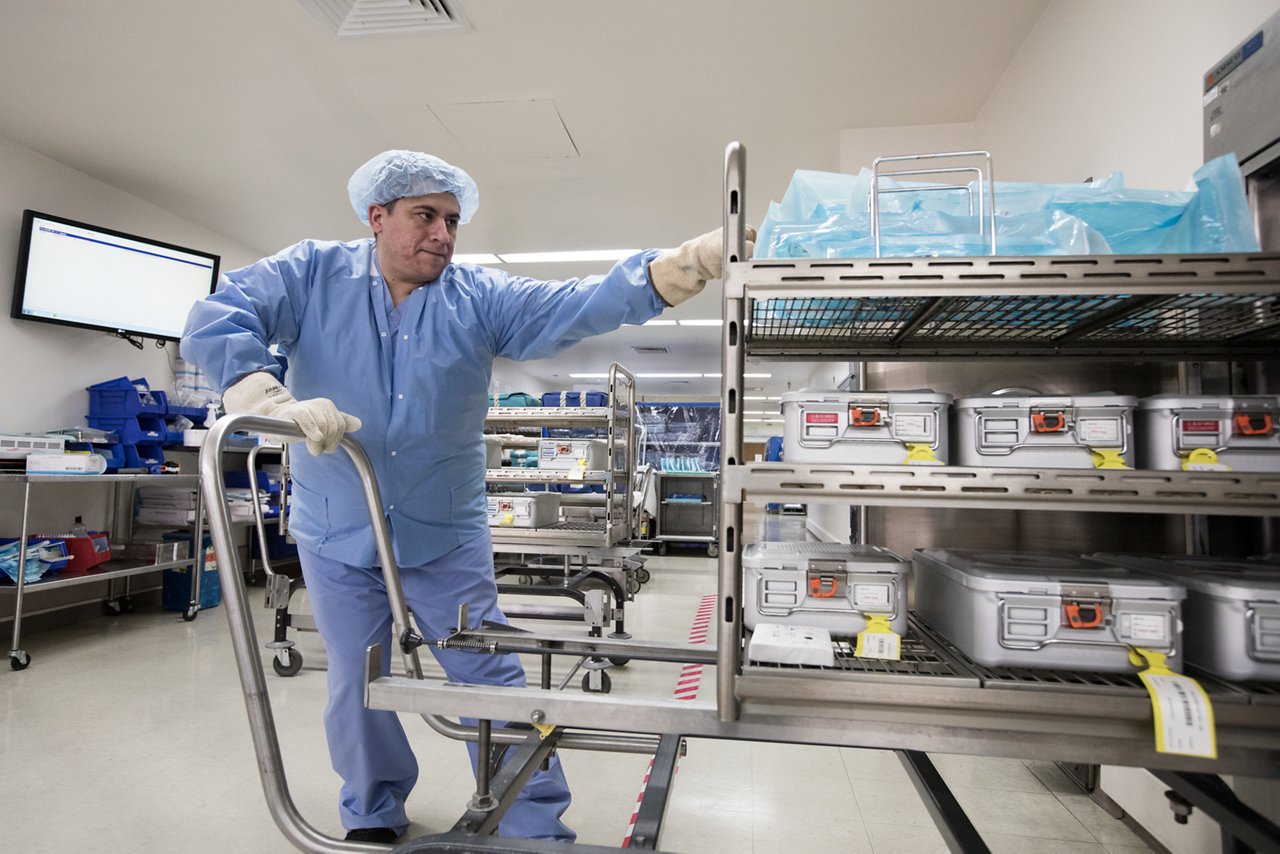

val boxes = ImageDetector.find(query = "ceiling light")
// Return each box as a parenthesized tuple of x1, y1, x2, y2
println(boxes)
(702, 373, 722, 378)
(743, 373, 773, 378)
(677, 319, 724, 327)
(569, 373, 609, 379)
(636, 373, 703, 379)
(744, 396, 768, 401)
(453, 253, 502, 264)
(499, 249, 642, 263)
(643, 319, 678, 326)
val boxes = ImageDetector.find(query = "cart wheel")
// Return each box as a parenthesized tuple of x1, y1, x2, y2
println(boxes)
(121, 597, 136, 614)
(707, 543, 719, 558)
(272, 648, 304, 677)
(103, 599, 123, 617)
(582, 670, 612, 694)
(636, 568, 651, 584)
(183, 604, 199, 622)
(627, 577, 641, 595)
(657, 543, 668, 556)
(10, 650, 30, 671)
(517, 574, 533, 586)
(608, 657, 630, 667)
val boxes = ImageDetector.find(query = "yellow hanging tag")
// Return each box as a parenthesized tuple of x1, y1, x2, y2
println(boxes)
(569, 463, 587, 481)
(531, 721, 556, 740)
(1129, 647, 1217, 759)
(1090, 448, 1130, 469)
(1180, 448, 1231, 472)
(902, 443, 944, 466)
(502, 513, 515, 526)
(855, 615, 901, 661)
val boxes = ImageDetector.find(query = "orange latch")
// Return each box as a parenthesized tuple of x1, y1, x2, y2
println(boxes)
(849, 407, 881, 427)
(1064, 602, 1104, 629)
(1032, 411, 1067, 433)
(1234, 413, 1273, 436)
(809, 577, 840, 598)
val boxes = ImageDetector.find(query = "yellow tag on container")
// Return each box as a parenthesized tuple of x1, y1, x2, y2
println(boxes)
(532, 721, 556, 740)
(855, 615, 901, 661)
(569, 461, 588, 481)
(1129, 647, 1217, 759)
(502, 513, 515, 526)
(902, 444, 944, 466)
(1181, 448, 1231, 472)
(1090, 448, 1130, 469)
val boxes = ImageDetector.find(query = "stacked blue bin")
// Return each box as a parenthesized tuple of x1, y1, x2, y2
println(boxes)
(85, 377, 169, 473)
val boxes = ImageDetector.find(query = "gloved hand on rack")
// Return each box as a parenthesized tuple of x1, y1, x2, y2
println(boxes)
(648, 225, 756, 306)
(220, 371, 362, 456)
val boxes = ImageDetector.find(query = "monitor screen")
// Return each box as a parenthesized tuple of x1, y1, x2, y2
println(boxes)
(10, 209, 220, 342)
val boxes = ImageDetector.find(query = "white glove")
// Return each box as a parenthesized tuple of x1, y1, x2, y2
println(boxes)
(221, 371, 362, 456)
(648, 225, 756, 306)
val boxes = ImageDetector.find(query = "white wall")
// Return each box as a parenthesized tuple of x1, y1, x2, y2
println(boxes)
(0, 133, 261, 435)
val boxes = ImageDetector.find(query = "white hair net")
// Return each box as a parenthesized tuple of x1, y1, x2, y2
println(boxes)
(347, 150, 480, 225)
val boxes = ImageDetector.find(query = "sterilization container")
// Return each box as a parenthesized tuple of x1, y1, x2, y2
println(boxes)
(781, 389, 952, 466)
(1093, 553, 1280, 682)
(953, 393, 1136, 468)
(742, 542, 910, 637)
(537, 438, 608, 470)
(486, 493, 561, 529)
(913, 548, 1184, 672)
(1137, 394, 1280, 472)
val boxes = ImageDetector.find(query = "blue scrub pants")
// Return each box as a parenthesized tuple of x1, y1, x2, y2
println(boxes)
(297, 529, 574, 840)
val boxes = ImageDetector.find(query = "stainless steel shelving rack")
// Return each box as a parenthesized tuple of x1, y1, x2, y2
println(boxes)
(715, 140, 1280, 775)
(2, 472, 205, 670)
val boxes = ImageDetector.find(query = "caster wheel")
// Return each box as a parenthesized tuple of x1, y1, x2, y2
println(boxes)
(121, 597, 136, 614)
(582, 670, 612, 694)
(272, 648, 304, 677)
(183, 605, 199, 622)
(707, 544, 720, 558)
(10, 650, 30, 671)
(608, 657, 630, 667)
(636, 568, 651, 584)
(517, 574, 533, 586)
(657, 543, 668, 556)
(627, 578, 641, 595)
(103, 599, 123, 617)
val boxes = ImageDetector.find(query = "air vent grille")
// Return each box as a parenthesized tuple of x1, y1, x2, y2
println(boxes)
(632, 346, 670, 354)
(298, 0, 470, 38)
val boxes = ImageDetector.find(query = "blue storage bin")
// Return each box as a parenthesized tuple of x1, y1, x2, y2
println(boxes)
(225, 470, 280, 494)
(542, 391, 608, 407)
(490, 392, 541, 407)
(86, 414, 166, 445)
(87, 377, 166, 416)
(161, 533, 221, 611)
(0, 537, 70, 572)
(168, 404, 208, 422)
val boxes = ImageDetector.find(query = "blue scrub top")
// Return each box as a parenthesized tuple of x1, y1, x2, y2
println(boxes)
(182, 238, 665, 567)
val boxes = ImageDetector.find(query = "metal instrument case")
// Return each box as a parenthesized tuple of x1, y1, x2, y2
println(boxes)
(953, 393, 1137, 468)
(781, 389, 952, 465)
(536, 438, 608, 471)
(1094, 553, 1280, 681)
(742, 542, 910, 638)
(913, 548, 1185, 672)
(1137, 394, 1280, 472)
(486, 493, 561, 529)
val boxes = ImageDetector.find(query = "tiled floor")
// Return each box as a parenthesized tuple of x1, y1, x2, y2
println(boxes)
(0, 511, 1154, 853)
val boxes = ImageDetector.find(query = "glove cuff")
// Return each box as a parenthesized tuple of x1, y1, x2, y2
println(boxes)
(221, 371, 293, 416)
(648, 250, 703, 307)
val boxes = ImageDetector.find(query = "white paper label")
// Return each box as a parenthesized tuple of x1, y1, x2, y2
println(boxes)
(1078, 418, 1121, 444)
(856, 631, 901, 661)
(1142, 672, 1216, 758)
(893, 414, 929, 440)
(1127, 613, 1168, 643)
(853, 584, 891, 609)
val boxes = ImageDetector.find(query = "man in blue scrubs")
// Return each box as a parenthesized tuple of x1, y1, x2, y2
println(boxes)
(182, 150, 752, 845)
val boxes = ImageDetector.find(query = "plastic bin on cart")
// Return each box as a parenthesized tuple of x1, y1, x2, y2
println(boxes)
(161, 532, 221, 611)
(86, 377, 166, 417)
(85, 414, 167, 445)
(0, 537, 71, 578)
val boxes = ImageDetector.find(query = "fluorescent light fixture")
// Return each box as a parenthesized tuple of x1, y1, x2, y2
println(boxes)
(636, 373, 703, 379)
(643, 319, 679, 326)
(677, 319, 723, 327)
(499, 249, 641, 264)
(453, 253, 502, 264)
(702, 373, 722, 378)
(568, 373, 609, 379)
(744, 395, 768, 401)
(743, 373, 773, 378)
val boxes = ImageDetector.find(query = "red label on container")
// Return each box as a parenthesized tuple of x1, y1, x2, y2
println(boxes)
(805, 412, 839, 424)
(1181, 420, 1220, 433)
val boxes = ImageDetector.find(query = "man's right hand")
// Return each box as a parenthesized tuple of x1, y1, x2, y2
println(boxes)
(221, 371, 362, 455)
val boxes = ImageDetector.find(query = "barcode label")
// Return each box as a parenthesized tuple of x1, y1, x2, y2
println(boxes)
(1140, 672, 1217, 758)
(855, 630, 901, 661)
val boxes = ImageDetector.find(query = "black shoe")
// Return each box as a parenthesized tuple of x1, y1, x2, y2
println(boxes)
(345, 827, 399, 844)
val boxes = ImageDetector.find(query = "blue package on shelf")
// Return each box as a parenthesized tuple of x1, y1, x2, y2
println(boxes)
(87, 376, 166, 417)
(225, 470, 280, 494)
(0, 537, 70, 583)
(161, 533, 221, 611)
(542, 391, 608, 407)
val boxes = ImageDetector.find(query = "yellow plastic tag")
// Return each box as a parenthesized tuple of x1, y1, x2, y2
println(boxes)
(1090, 448, 1130, 469)
(855, 615, 901, 661)
(569, 461, 588, 481)
(1129, 647, 1217, 759)
(502, 513, 515, 526)
(532, 721, 556, 740)
(1180, 448, 1232, 472)
(902, 444, 944, 466)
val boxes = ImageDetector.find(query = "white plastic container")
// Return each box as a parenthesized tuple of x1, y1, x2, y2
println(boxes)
(537, 438, 608, 470)
(913, 548, 1184, 672)
(484, 436, 503, 468)
(782, 389, 952, 466)
(1093, 553, 1280, 682)
(953, 393, 1137, 469)
(1137, 394, 1280, 472)
(742, 542, 909, 638)
(486, 493, 561, 528)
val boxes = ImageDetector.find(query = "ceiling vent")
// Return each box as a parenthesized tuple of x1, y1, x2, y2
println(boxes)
(632, 346, 670, 355)
(298, 0, 470, 38)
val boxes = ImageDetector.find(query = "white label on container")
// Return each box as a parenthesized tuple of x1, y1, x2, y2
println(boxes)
(1141, 672, 1217, 758)
(855, 630, 901, 661)
(1078, 418, 1121, 444)
(853, 583, 891, 609)
(893, 414, 929, 440)
(1127, 613, 1168, 643)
